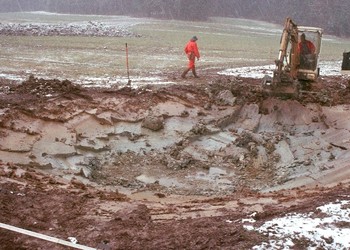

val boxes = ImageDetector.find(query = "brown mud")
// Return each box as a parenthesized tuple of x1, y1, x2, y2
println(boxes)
(1, 74, 350, 249)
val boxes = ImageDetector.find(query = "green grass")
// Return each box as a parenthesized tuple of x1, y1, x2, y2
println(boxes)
(1, 12, 350, 81)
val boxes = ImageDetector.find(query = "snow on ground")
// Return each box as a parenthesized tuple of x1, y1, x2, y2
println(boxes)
(319, 60, 345, 76)
(217, 64, 275, 79)
(1, 60, 346, 88)
(0, 72, 175, 87)
(242, 199, 350, 249)
(76, 75, 175, 88)
(81, 60, 347, 87)
(217, 60, 345, 79)
(0, 73, 24, 81)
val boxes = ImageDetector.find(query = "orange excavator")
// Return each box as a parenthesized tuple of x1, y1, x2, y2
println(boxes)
(263, 17, 323, 97)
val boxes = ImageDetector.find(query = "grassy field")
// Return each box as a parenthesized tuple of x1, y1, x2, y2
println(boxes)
(1, 12, 350, 83)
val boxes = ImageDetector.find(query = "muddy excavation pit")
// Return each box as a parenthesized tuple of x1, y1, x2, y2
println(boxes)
(1, 74, 350, 249)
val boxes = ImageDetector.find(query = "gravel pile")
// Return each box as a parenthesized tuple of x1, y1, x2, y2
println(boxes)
(0, 21, 140, 37)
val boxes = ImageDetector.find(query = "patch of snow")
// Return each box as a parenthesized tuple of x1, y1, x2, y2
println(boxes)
(217, 64, 275, 78)
(0, 72, 175, 88)
(232, 25, 281, 36)
(0, 61, 345, 88)
(218, 60, 345, 79)
(26, 11, 72, 16)
(243, 199, 350, 249)
(67, 236, 78, 244)
(319, 60, 342, 76)
(0, 73, 25, 81)
(75, 75, 175, 88)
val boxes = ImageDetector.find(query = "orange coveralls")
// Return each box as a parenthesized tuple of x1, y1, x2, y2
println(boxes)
(298, 40, 315, 55)
(184, 40, 200, 69)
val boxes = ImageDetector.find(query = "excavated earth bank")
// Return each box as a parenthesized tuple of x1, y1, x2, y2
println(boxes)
(1, 74, 350, 249)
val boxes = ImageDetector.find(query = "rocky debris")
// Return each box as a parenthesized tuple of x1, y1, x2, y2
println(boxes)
(1, 75, 81, 95)
(2, 74, 350, 249)
(0, 21, 140, 37)
(1, 74, 350, 196)
(141, 115, 164, 131)
(216, 89, 236, 106)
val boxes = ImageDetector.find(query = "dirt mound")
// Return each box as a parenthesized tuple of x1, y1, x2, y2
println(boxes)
(18, 75, 82, 95)
(0, 76, 85, 109)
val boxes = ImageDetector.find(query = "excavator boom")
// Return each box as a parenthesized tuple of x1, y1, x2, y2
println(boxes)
(273, 18, 298, 84)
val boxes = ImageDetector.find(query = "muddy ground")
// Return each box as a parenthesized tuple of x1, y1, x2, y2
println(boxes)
(1, 73, 350, 249)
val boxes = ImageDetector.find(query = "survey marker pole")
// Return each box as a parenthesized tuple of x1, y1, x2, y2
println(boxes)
(125, 43, 131, 85)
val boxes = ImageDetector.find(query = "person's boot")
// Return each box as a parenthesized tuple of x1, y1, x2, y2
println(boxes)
(192, 68, 199, 78)
(181, 68, 190, 78)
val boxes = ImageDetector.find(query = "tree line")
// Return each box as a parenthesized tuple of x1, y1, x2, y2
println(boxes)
(1, 0, 349, 37)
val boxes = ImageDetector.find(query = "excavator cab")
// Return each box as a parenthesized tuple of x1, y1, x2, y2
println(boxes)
(263, 18, 323, 98)
(296, 27, 323, 81)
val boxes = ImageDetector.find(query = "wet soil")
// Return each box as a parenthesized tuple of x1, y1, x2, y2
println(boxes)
(1, 74, 350, 249)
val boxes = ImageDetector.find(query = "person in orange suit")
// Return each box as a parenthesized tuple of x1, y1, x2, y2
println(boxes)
(181, 36, 200, 78)
(298, 33, 316, 69)
(298, 33, 315, 55)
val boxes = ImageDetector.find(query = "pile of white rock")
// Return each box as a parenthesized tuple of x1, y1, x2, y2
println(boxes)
(0, 21, 140, 37)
